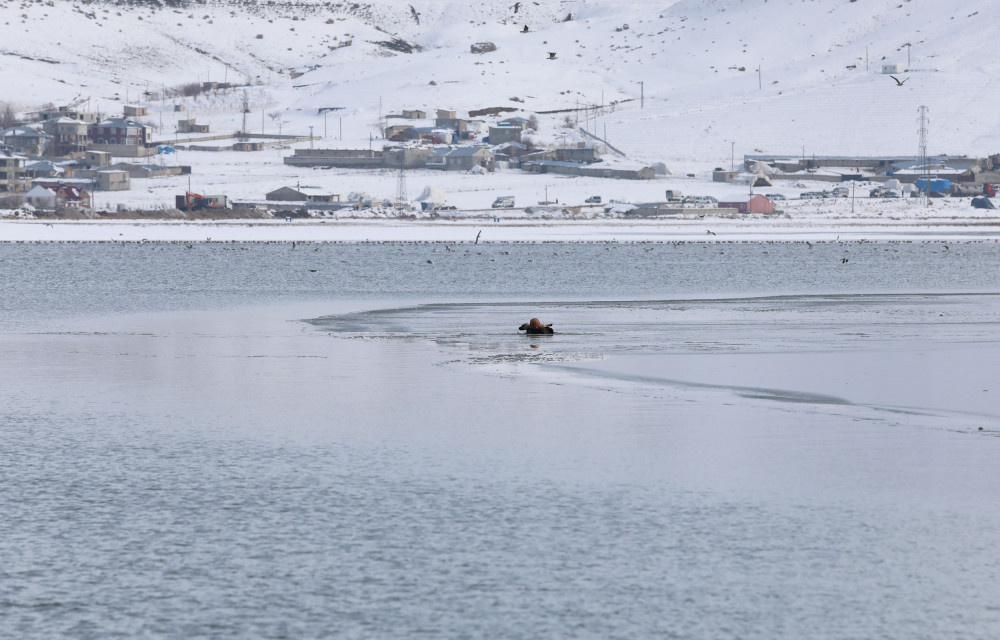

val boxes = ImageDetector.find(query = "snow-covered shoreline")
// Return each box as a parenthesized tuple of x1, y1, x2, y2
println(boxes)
(4, 216, 1000, 243)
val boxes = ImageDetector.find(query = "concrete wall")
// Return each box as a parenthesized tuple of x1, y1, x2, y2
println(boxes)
(86, 144, 156, 158)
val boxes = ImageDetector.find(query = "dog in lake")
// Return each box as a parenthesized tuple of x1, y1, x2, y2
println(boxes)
(519, 318, 554, 334)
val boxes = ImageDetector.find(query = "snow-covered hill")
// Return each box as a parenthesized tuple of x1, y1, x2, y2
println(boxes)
(3, 0, 999, 165)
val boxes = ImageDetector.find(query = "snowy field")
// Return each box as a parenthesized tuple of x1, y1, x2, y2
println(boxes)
(5, 0, 1000, 221)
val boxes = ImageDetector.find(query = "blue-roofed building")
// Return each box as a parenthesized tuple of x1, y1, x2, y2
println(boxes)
(1, 125, 51, 157)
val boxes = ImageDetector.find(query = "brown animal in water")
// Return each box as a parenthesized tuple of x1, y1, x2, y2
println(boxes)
(519, 318, 554, 334)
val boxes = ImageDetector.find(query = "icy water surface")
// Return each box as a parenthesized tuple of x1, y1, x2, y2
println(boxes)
(2, 241, 1000, 638)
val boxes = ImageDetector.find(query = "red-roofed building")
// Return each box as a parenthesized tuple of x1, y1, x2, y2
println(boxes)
(717, 194, 775, 214)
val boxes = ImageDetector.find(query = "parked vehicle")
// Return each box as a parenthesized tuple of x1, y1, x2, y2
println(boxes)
(870, 187, 898, 198)
(800, 191, 827, 200)
(585, 195, 602, 204)
(664, 189, 683, 202)
(683, 195, 717, 205)
(831, 186, 850, 198)
(492, 195, 515, 208)
(768, 193, 787, 201)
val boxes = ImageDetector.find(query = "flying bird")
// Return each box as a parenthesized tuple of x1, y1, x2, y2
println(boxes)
(547, 52, 557, 60)
(890, 75, 908, 86)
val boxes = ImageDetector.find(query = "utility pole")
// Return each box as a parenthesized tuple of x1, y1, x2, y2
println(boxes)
(394, 153, 408, 211)
(309, 125, 314, 149)
(918, 105, 930, 207)
(324, 111, 328, 138)
(240, 91, 249, 139)
(639, 81, 644, 108)
(730, 141, 735, 172)
(757, 63, 762, 90)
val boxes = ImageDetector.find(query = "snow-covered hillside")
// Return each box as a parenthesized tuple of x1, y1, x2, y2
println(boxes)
(3, 0, 999, 165)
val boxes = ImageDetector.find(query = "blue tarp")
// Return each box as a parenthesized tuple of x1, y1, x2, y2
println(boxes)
(915, 178, 951, 193)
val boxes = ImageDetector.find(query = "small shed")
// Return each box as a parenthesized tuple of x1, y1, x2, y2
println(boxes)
(177, 119, 210, 134)
(96, 170, 130, 191)
(86, 150, 112, 168)
(882, 63, 905, 74)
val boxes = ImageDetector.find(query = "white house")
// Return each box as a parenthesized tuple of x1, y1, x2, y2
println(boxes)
(24, 185, 57, 209)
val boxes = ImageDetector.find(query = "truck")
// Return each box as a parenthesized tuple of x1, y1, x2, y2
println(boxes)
(491, 195, 515, 208)
(175, 192, 230, 211)
(585, 195, 602, 204)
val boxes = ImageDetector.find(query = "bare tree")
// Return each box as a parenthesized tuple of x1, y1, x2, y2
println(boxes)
(527, 114, 539, 131)
(0, 102, 16, 129)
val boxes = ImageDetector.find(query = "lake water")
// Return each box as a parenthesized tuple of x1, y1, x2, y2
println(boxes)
(2, 240, 1000, 638)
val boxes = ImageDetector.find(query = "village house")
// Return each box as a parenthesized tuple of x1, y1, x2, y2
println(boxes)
(498, 116, 533, 130)
(85, 150, 112, 168)
(89, 118, 152, 147)
(717, 194, 775, 214)
(39, 105, 99, 124)
(488, 125, 522, 145)
(24, 160, 65, 179)
(391, 126, 456, 144)
(266, 186, 341, 202)
(493, 142, 532, 166)
(95, 170, 130, 191)
(123, 105, 149, 118)
(1, 125, 52, 157)
(284, 147, 430, 169)
(522, 159, 655, 180)
(384, 124, 413, 140)
(105, 162, 189, 179)
(435, 109, 472, 137)
(25, 183, 91, 209)
(554, 146, 601, 164)
(177, 118, 210, 134)
(426, 147, 494, 171)
(24, 184, 57, 209)
(0, 149, 27, 192)
(387, 109, 427, 121)
(41, 117, 90, 156)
